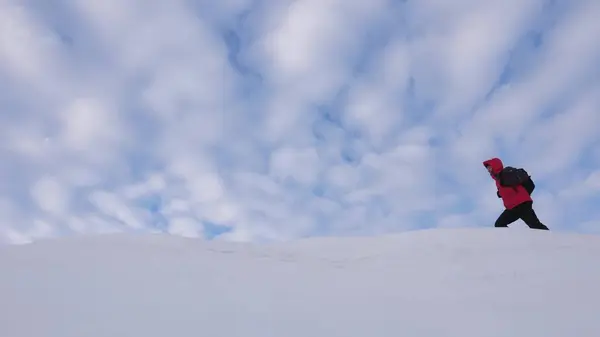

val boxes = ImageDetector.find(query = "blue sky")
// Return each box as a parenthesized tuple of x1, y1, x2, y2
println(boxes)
(1, 0, 599, 244)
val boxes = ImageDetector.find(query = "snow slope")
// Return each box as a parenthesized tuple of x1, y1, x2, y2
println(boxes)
(1, 228, 599, 337)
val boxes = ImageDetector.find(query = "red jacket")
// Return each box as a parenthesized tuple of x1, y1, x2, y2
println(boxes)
(483, 157, 532, 209)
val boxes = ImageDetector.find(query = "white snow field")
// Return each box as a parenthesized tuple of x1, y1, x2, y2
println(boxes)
(1, 228, 600, 337)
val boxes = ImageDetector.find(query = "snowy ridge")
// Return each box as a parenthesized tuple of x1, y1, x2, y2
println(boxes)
(1, 228, 600, 337)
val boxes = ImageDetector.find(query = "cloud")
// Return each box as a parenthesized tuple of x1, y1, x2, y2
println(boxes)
(1, 0, 599, 244)
(30, 175, 69, 215)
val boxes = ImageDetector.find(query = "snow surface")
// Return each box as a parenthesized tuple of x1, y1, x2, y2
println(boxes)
(1, 228, 600, 337)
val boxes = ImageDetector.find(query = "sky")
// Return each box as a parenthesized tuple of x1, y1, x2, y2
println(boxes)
(0, 0, 599, 244)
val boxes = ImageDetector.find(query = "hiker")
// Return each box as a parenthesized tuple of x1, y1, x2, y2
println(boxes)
(483, 157, 549, 230)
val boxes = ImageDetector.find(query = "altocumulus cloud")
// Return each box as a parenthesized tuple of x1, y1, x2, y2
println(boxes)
(1, 0, 599, 244)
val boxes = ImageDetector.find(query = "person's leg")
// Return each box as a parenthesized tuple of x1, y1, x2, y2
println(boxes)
(516, 202, 549, 230)
(495, 208, 520, 227)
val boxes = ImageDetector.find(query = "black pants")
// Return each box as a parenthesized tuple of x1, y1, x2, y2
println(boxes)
(495, 201, 549, 230)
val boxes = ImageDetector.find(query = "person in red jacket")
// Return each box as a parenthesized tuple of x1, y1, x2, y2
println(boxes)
(483, 157, 549, 230)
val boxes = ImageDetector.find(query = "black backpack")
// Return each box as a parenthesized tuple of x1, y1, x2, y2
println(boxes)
(499, 166, 535, 194)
